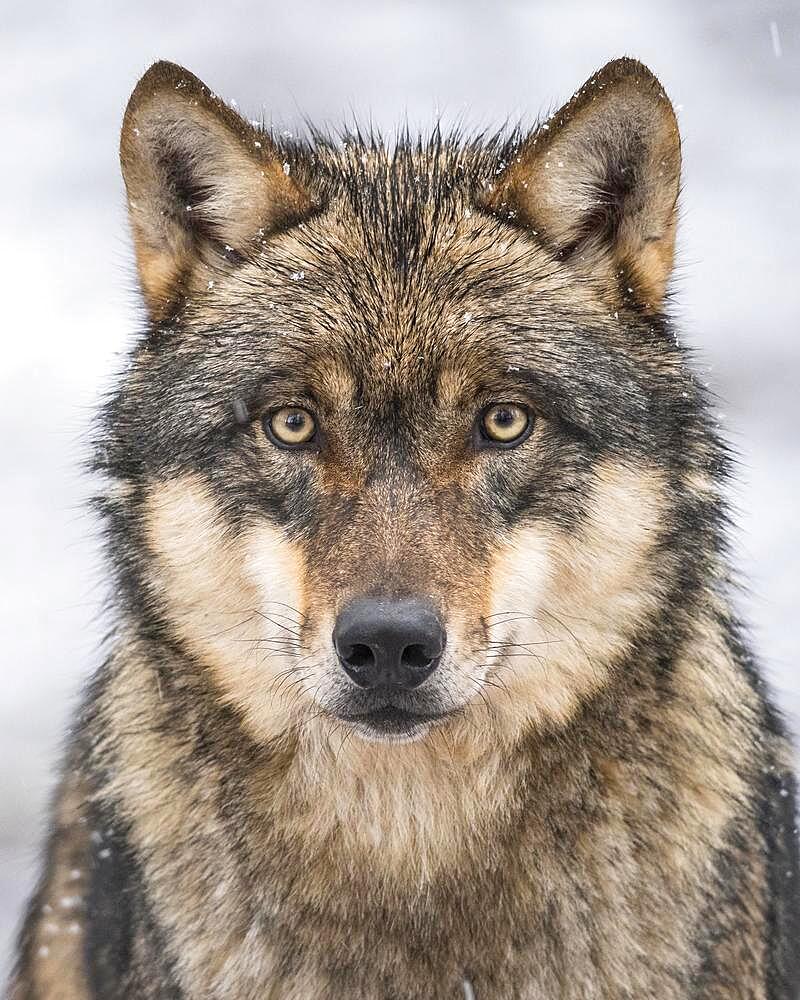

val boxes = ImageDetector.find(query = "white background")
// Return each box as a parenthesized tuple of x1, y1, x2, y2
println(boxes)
(1, 0, 798, 974)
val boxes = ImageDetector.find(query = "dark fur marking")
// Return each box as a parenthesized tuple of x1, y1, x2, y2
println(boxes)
(761, 768, 800, 998)
(85, 800, 183, 999)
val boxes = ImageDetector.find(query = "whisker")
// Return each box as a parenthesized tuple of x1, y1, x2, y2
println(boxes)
(252, 610, 304, 638)
(538, 607, 598, 680)
(260, 601, 310, 624)
(196, 614, 258, 641)
(484, 639, 561, 649)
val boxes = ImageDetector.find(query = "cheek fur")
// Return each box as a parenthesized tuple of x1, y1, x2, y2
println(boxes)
(143, 473, 312, 741)
(485, 459, 666, 736)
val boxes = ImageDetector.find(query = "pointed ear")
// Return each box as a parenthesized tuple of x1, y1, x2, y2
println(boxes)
(120, 61, 312, 320)
(488, 58, 681, 312)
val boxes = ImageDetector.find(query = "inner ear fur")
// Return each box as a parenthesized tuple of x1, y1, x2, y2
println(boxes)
(120, 60, 312, 320)
(488, 57, 681, 312)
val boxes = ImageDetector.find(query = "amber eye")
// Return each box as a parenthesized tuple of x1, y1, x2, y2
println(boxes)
(265, 407, 317, 448)
(480, 403, 531, 446)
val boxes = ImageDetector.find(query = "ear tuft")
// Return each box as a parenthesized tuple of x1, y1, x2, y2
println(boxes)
(488, 58, 681, 311)
(120, 61, 312, 320)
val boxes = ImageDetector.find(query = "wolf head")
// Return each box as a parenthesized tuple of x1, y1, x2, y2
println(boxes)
(101, 58, 722, 750)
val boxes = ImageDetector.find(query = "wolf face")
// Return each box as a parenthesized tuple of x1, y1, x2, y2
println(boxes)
(104, 59, 711, 753)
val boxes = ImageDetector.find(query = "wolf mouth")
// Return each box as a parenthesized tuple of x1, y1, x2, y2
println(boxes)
(338, 705, 450, 741)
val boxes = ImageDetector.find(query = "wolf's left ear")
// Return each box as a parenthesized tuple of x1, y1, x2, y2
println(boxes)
(121, 61, 312, 320)
(488, 58, 681, 312)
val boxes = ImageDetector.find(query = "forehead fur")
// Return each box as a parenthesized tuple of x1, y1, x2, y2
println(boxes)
(255, 129, 612, 312)
(174, 132, 630, 409)
(295, 129, 517, 250)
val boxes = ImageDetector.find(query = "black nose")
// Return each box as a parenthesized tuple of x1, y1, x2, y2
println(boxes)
(333, 598, 445, 690)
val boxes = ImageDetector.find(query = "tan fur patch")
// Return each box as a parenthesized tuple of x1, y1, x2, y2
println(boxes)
(274, 716, 521, 881)
(143, 473, 309, 741)
(98, 647, 282, 995)
(485, 459, 665, 737)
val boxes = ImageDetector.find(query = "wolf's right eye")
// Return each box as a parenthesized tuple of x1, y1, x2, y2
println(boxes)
(265, 407, 317, 448)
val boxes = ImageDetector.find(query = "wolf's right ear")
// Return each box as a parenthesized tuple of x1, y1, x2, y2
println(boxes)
(120, 61, 311, 321)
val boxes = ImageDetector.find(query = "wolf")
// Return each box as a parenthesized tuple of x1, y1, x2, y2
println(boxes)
(9, 56, 800, 999)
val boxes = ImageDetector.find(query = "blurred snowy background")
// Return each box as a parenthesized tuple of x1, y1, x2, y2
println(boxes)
(1, 0, 798, 974)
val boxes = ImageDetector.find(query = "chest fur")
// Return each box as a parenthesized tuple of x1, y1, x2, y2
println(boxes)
(94, 634, 761, 999)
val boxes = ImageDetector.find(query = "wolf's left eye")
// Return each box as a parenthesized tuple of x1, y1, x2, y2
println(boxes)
(479, 404, 532, 447)
(265, 407, 317, 448)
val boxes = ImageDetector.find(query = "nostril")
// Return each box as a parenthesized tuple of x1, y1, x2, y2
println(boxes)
(401, 643, 435, 671)
(344, 643, 374, 671)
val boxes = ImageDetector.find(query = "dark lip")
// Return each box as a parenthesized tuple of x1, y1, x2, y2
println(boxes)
(336, 705, 449, 733)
